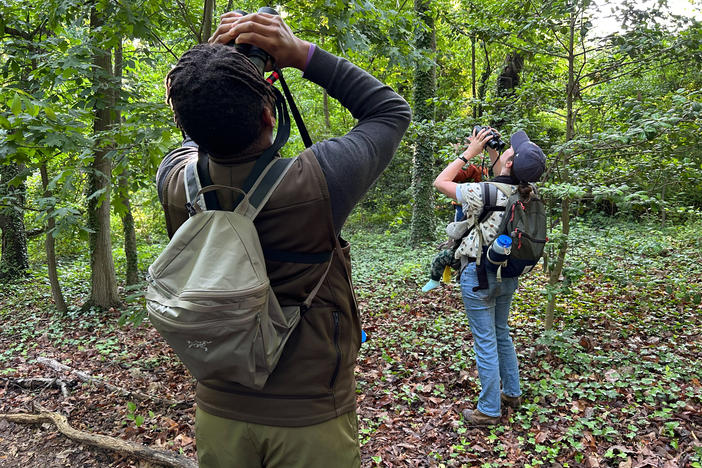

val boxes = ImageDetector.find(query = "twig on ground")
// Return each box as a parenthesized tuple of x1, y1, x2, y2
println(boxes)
(1, 377, 73, 397)
(0, 402, 197, 468)
(36, 357, 189, 407)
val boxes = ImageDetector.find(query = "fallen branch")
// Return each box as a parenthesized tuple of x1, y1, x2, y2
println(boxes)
(0, 403, 197, 468)
(36, 357, 188, 407)
(1, 377, 73, 397)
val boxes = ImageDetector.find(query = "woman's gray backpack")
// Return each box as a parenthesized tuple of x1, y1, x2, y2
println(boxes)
(145, 157, 331, 390)
(485, 182, 547, 278)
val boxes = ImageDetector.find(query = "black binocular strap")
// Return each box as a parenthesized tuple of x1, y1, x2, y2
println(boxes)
(274, 66, 313, 148)
(232, 85, 292, 210)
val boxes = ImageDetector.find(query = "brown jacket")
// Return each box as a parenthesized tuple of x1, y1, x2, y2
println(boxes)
(160, 148, 360, 427)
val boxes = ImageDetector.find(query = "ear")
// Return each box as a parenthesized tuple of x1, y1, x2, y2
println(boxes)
(261, 106, 275, 129)
(505, 158, 514, 168)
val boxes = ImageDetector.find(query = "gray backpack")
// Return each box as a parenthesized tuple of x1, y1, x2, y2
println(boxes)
(146, 157, 331, 390)
(484, 182, 547, 278)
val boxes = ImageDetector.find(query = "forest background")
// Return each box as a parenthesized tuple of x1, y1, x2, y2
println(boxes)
(0, 0, 701, 466)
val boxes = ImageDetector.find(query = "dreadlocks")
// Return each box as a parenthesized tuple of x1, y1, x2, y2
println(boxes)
(165, 43, 277, 159)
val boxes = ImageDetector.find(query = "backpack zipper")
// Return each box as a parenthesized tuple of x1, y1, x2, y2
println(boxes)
(148, 308, 257, 327)
(329, 310, 341, 389)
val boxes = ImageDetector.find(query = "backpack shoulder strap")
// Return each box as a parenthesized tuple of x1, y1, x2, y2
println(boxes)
(237, 158, 294, 220)
(477, 182, 504, 224)
(489, 182, 517, 199)
(184, 160, 207, 217)
(196, 150, 222, 211)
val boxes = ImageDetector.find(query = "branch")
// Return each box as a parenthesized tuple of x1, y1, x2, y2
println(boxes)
(175, 0, 202, 43)
(37, 357, 189, 408)
(2, 24, 32, 40)
(1, 377, 73, 397)
(0, 403, 197, 468)
(579, 55, 697, 92)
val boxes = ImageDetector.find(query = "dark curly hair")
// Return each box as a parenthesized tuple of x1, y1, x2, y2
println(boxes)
(165, 43, 276, 158)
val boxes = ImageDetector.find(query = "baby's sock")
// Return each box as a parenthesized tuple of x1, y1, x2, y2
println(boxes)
(421, 279, 440, 292)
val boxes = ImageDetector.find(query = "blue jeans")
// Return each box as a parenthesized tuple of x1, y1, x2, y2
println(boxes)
(460, 262, 521, 417)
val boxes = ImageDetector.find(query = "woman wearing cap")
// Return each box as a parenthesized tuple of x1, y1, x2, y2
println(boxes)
(433, 127, 546, 425)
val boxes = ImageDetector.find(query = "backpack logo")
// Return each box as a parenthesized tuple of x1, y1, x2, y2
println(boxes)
(187, 339, 213, 352)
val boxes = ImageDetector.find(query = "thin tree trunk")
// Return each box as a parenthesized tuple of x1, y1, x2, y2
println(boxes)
(0, 162, 29, 280)
(409, 0, 436, 246)
(323, 90, 332, 129)
(544, 12, 577, 331)
(661, 184, 666, 226)
(87, 5, 120, 309)
(112, 39, 138, 286)
(471, 36, 477, 119)
(476, 41, 491, 119)
(201, 0, 215, 43)
(39, 164, 67, 313)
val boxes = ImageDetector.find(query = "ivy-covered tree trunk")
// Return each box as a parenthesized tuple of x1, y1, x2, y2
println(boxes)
(39, 163, 67, 313)
(476, 41, 491, 119)
(494, 52, 524, 128)
(409, 0, 436, 247)
(86, 5, 120, 309)
(496, 53, 524, 97)
(0, 162, 29, 279)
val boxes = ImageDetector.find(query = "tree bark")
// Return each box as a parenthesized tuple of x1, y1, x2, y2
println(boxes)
(323, 90, 332, 129)
(544, 11, 578, 331)
(496, 52, 524, 97)
(112, 39, 139, 286)
(0, 162, 29, 280)
(471, 36, 477, 119)
(201, 0, 215, 43)
(494, 52, 524, 128)
(39, 164, 67, 313)
(410, 0, 436, 246)
(476, 41, 491, 119)
(87, 5, 120, 309)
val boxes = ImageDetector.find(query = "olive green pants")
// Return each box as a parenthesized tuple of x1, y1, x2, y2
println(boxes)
(195, 407, 361, 468)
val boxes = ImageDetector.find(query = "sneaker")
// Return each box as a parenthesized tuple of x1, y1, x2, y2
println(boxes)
(461, 408, 500, 426)
(501, 393, 522, 409)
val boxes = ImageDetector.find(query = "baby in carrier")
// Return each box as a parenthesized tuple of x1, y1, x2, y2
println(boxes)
(422, 163, 485, 292)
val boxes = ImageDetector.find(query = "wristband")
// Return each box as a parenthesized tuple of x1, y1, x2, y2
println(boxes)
(458, 155, 469, 163)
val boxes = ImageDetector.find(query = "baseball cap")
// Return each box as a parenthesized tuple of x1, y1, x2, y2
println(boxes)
(510, 130, 546, 182)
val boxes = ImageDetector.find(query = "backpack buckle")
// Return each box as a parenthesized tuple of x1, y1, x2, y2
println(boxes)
(185, 201, 197, 217)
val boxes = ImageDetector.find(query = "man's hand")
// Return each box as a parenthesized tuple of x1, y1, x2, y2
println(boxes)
(209, 11, 311, 71)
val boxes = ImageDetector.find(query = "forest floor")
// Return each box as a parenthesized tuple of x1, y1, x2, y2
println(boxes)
(1, 217, 701, 467)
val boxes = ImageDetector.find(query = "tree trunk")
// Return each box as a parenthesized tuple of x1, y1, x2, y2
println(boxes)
(323, 90, 332, 129)
(201, 0, 215, 43)
(471, 36, 477, 119)
(494, 52, 524, 128)
(0, 162, 29, 280)
(544, 12, 577, 331)
(410, 0, 436, 247)
(87, 5, 120, 309)
(476, 41, 491, 119)
(39, 164, 67, 313)
(496, 53, 524, 97)
(112, 39, 139, 286)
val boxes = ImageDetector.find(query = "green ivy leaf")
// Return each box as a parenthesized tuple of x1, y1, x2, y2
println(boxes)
(10, 94, 22, 116)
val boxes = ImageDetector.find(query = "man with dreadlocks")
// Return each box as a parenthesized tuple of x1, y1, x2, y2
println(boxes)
(156, 11, 410, 468)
